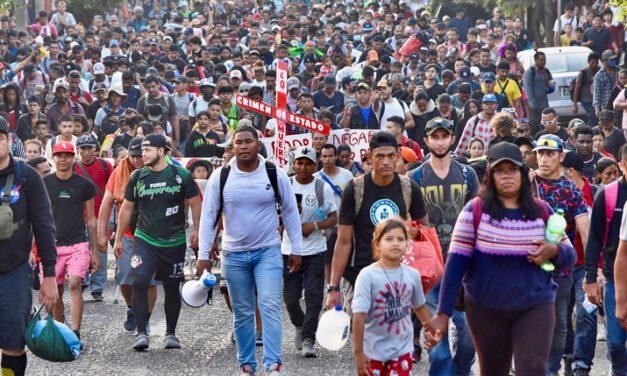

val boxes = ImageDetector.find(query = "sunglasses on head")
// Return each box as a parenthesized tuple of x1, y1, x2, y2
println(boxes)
(536, 138, 561, 149)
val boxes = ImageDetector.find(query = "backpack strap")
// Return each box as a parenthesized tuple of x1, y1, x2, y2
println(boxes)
(75, 161, 104, 197)
(215, 165, 231, 227)
(314, 178, 325, 208)
(99, 158, 109, 177)
(461, 164, 474, 203)
(353, 174, 365, 218)
(602, 181, 619, 249)
(1, 174, 14, 204)
(264, 161, 281, 216)
(399, 175, 412, 218)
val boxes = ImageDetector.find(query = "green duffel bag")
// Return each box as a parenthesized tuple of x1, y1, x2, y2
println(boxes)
(24, 305, 81, 362)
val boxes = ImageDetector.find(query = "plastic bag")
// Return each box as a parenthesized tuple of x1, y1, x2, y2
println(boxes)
(401, 222, 444, 293)
(25, 305, 81, 362)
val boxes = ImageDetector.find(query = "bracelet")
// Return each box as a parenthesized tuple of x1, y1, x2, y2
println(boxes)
(314, 222, 319, 231)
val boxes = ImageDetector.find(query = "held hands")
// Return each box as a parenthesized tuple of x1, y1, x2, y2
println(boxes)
(423, 314, 448, 349)
(528, 240, 559, 266)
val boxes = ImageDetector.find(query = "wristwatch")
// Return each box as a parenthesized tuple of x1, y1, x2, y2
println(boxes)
(313, 222, 319, 231)
(326, 284, 340, 293)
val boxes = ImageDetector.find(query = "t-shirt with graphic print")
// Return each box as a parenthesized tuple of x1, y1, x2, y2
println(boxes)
(352, 263, 426, 361)
(281, 177, 337, 256)
(535, 174, 589, 245)
(125, 164, 199, 247)
(409, 160, 479, 258)
(339, 173, 427, 272)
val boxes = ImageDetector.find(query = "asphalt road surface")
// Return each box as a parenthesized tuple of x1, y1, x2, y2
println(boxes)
(27, 263, 613, 376)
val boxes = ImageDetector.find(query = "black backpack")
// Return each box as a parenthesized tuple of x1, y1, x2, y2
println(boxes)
(214, 161, 281, 227)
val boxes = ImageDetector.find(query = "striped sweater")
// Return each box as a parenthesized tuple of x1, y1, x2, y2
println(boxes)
(437, 202, 576, 316)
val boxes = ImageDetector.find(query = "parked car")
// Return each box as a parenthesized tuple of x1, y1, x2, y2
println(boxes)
(518, 46, 593, 120)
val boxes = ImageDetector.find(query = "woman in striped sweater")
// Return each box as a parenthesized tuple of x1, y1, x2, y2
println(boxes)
(424, 142, 576, 376)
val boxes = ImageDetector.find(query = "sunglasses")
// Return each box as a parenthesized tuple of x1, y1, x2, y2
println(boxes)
(536, 138, 561, 149)
(540, 118, 556, 126)
(426, 119, 454, 132)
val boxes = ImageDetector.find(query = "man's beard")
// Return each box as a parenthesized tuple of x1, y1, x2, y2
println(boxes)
(429, 146, 451, 159)
(145, 154, 160, 167)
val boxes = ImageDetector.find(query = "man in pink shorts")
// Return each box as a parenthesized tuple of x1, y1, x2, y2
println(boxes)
(43, 140, 98, 345)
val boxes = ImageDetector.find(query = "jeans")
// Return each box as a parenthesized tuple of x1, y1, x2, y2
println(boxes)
(283, 253, 325, 341)
(604, 281, 627, 375)
(426, 282, 475, 376)
(548, 272, 574, 375)
(573, 266, 598, 370)
(89, 249, 108, 293)
(222, 246, 283, 373)
(581, 101, 597, 126)
(565, 266, 585, 357)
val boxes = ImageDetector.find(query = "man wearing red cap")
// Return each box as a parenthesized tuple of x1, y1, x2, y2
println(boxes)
(43, 141, 98, 346)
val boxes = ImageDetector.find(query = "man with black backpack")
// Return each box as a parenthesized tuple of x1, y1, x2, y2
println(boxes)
(137, 75, 180, 149)
(0, 117, 58, 376)
(73, 134, 113, 302)
(113, 134, 200, 351)
(197, 124, 302, 376)
(572, 53, 600, 126)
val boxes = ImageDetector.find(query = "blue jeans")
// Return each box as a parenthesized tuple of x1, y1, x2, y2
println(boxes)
(222, 246, 283, 373)
(548, 273, 574, 374)
(604, 281, 627, 375)
(581, 101, 597, 126)
(573, 266, 598, 370)
(426, 283, 475, 376)
(89, 249, 108, 293)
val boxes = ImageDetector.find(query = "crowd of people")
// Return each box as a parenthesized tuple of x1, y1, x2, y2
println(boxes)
(1, 0, 627, 375)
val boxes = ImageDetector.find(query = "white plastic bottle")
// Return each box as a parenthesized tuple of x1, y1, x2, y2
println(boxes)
(316, 305, 350, 351)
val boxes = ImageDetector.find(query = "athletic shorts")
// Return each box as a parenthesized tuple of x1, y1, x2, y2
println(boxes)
(115, 235, 156, 286)
(0, 263, 32, 350)
(130, 237, 185, 288)
(44, 242, 90, 285)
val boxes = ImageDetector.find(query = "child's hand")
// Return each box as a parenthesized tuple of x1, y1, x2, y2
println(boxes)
(354, 351, 370, 376)
(423, 328, 443, 350)
(423, 313, 449, 347)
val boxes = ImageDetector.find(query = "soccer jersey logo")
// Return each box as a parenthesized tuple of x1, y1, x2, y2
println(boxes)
(130, 255, 142, 269)
(370, 199, 400, 225)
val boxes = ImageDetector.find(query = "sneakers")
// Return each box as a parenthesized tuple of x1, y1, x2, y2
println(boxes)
(124, 309, 136, 333)
(255, 330, 263, 346)
(133, 334, 149, 351)
(145, 322, 151, 336)
(240, 364, 255, 375)
(294, 327, 303, 351)
(301, 338, 316, 358)
(91, 291, 104, 302)
(73, 330, 83, 351)
(597, 324, 606, 341)
(267, 363, 281, 375)
(164, 334, 181, 349)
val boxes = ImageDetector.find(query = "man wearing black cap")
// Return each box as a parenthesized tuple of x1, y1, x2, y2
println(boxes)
(0, 117, 58, 376)
(595, 109, 626, 160)
(481, 72, 509, 110)
(313, 75, 345, 118)
(73, 134, 113, 301)
(113, 134, 200, 351)
(447, 66, 481, 96)
(326, 131, 428, 311)
(515, 136, 538, 169)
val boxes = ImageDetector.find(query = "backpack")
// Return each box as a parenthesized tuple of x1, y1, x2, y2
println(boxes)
(471, 196, 550, 234)
(214, 161, 281, 227)
(99, 107, 123, 143)
(289, 176, 325, 209)
(141, 94, 171, 123)
(353, 173, 412, 218)
(73, 158, 110, 197)
(412, 160, 474, 204)
(0, 158, 28, 241)
(601, 181, 619, 250)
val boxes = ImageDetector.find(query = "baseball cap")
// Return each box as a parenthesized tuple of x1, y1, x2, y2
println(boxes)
(376, 79, 389, 88)
(514, 136, 536, 148)
(482, 72, 496, 82)
(53, 78, 69, 92)
(93, 62, 105, 75)
(600, 109, 615, 121)
(367, 50, 379, 62)
(142, 134, 171, 150)
(229, 70, 243, 80)
(0, 117, 8, 134)
(369, 131, 398, 150)
(497, 61, 510, 71)
(425, 117, 454, 136)
(410, 53, 419, 61)
(52, 141, 75, 156)
(470, 66, 480, 77)
(128, 137, 143, 157)
(199, 78, 216, 88)
(109, 40, 120, 47)
(568, 118, 586, 129)
(76, 134, 98, 148)
(488, 142, 524, 168)
(399, 147, 418, 163)
(92, 82, 108, 93)
(287, 77, 300, 90)
(303, 54, 317, 64)
(602, 50, 617, 61)
(533, 134, 564, 152)
(293, 146, 317, 164)
(561, 151, 584, 172)
(459, 67, 471, 79)
(323, 75, 336, 87)
(482, 94, 498, 103)
(175, 75, 188, 84)
(356, 82, 371, 91)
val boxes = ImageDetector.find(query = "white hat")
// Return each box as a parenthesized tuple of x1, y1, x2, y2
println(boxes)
(93, 62, 105, 75)
(470, 66, 480, 77)
(107, 84, 127, 98)
(53, 78, 69, 92)
(229, 70, 243, 79)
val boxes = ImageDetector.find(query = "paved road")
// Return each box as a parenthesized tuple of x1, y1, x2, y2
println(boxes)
(27, 272, 613, 375)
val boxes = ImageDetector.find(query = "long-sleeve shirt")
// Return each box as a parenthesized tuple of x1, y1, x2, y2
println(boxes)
(0, 157, 57, 277)
(437, 201, 575, 316)
(584, 178, 627, 283)
(198, 156, 302, 259)
(593, 68, 617, 112)
(613, 87, 627, 130)
(454, 112, 494, 156)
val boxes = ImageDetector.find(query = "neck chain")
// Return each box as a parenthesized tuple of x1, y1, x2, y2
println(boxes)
(378, 260, 403, 295)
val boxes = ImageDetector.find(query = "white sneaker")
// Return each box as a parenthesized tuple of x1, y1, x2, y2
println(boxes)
(266, 363, 280, 375)
(301, 338, 316, 358)
(241, 364, 255, 375)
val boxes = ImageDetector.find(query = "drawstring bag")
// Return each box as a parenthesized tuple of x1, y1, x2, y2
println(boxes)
(25, 305, 81, 362)
(401, 221, 444, 293)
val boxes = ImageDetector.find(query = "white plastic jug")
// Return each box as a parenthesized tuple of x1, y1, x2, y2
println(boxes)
(316, 305, 350, 351)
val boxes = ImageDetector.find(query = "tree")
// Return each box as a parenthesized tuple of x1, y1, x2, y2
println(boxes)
(611, 0, 627, 22)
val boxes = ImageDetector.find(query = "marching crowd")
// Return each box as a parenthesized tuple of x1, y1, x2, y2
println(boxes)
(1, 0, 627, 375)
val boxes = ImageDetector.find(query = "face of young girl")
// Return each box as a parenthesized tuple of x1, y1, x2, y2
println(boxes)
(469, 141, 484, 159)
(377, 228, 407, 262)
(592, 135, 604, 152)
